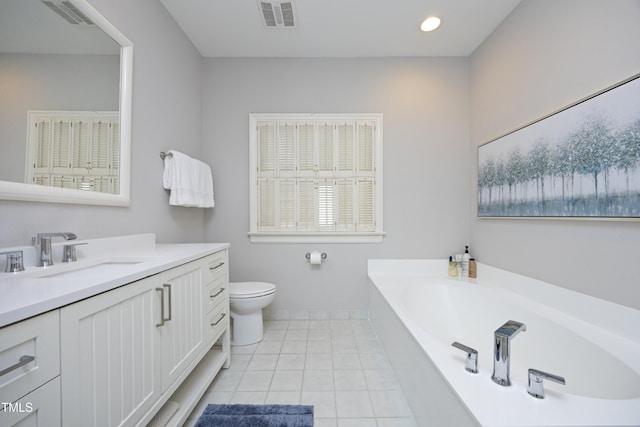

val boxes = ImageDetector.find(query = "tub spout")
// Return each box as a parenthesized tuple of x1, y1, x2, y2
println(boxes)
(492, 320, 526, 386)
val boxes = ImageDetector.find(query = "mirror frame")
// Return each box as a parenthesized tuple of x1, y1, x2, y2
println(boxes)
(0, 0, 133, 206)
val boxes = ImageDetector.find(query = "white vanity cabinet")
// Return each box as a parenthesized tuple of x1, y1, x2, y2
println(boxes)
(59, 249, 230, 427)
(0, 310, 61, 427)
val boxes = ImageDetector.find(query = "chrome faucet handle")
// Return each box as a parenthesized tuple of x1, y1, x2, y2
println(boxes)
(451, 341, 478, 373)
(527, 368, 565, 399)
(62, 242, 88, 263)
(1, 250, 25, 273)
(35, 232, 78, 266)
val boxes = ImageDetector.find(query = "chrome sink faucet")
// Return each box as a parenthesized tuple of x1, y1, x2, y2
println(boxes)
(492, 320, 526, 386)
(35, 232, 77, 267)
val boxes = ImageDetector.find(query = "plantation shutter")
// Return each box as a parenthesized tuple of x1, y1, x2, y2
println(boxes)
(33, 118, 51, 175)
(91, 121, 111, 170)
(251, 114, 383, 242)
(71, 120, 90, 171)
(27, 111, 120, 194)
(52, 119, 71, 172)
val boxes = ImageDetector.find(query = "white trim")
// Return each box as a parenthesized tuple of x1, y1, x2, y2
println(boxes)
(248, 232, 385, 243)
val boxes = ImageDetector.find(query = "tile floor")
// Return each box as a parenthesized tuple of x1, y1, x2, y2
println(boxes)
(185, 319, 416, 427)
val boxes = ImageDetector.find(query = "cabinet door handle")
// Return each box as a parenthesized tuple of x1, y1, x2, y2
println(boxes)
(209, 262, 225, 271)
(156, 287, 165, 327)
(0, 355, 35, 377)
(210, 287, 225, 299)
(163, 284, 172, 322)
(211, 313, 226, 327)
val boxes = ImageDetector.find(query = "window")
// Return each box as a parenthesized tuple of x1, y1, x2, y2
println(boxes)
(26, 111, 120, 194)
(249, 114, 384, 243)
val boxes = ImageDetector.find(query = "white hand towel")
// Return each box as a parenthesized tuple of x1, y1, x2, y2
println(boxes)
(162, 150, 215, 208)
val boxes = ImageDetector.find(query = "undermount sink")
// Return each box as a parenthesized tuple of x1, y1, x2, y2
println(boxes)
(31, 257, 160, 279)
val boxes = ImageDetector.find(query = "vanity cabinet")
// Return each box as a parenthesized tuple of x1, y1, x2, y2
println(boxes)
(59, 249, 230, 427)
(0, 310, 61, 427)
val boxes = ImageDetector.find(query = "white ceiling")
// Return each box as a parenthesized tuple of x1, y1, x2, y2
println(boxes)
(160, 0, 522, 58)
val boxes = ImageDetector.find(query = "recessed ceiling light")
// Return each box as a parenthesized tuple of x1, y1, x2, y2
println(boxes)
(420, 16, 441, 32)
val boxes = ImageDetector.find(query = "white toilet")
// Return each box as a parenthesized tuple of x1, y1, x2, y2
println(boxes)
(228, 281, 276, 346)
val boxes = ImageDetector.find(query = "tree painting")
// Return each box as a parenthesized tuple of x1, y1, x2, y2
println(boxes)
(478, 75, 640, 218)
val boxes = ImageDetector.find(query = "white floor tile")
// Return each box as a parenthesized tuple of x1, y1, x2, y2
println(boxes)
(247, 354, 279, 370)
(302, 369, 334, 391)
(189, 319, 416, 426)
(334, 370, 367, 391)
(265, 391, 301, 405)
(254, 340, 283, 354)
(301, 391, 336, 418)
(270, 370, 303, 391)
(369, 390, 413, 417)
(276, 353, 306, 370)
(305, 353, 333, 370)
(335, 390, 375, 418)
(230, 391, 267, 404)
(337, 418, 377, 427)
(236, 370, 273, 391)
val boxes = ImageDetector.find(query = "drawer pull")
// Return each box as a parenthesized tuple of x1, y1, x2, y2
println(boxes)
(0, 355, 35, 377)
(209, 262, 225, 271)
(210, 287, 226, 299)
(211, 313, 227, 327)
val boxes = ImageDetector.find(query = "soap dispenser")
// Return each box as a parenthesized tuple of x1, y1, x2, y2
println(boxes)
(448, 256, 458, 277)
(462, 246, 471, 277)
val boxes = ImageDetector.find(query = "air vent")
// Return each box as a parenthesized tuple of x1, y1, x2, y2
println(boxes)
(41, 0, 94, 26)
(259, 1, 297, 28)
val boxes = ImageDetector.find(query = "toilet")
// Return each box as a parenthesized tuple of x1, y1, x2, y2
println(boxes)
(228, 281, 276, 346)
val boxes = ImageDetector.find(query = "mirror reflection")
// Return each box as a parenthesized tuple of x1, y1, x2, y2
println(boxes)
(0, 0, 122, 195)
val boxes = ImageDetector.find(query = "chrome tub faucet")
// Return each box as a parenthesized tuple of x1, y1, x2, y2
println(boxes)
(35, 232, 77, 267)
(492, 320, 526, 386)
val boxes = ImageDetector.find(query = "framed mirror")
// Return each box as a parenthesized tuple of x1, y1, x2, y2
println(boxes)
(0, 0, 132, 206)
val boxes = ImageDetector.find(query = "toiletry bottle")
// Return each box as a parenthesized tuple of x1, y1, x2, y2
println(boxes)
(469, 258, 476, 278)
(448, 256, 458, 277)
(462, 246, 470, 277)
(455, 254, 463, 276)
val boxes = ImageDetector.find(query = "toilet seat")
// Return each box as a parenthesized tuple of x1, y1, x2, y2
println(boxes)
(229, 281, 276, 299)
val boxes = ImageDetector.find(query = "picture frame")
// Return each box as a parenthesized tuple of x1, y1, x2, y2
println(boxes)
(478, 73, 640, 219)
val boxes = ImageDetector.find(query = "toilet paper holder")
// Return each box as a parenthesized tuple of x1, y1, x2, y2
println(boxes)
(305, 252, 327, 260)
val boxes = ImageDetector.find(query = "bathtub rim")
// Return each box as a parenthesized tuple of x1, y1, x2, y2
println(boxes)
(368, 259, 640, 427)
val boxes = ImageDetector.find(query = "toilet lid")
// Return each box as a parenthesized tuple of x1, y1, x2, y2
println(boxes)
(229, 281, 276, 298)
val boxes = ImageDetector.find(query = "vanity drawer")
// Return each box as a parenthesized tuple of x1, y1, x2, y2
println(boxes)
(203, 250, 228, 283)
(204, 275, 228, 314)
(0, 310, 60, 404)
(206, 303, 229, 345)
(1, 377, 61, 427)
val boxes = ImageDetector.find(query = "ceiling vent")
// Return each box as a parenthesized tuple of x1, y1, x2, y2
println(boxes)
(258, 1, 297, 28)
(41, 0, 94, 26)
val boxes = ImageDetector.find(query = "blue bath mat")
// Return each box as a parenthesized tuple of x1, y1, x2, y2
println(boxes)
(194, 404, 314, 427)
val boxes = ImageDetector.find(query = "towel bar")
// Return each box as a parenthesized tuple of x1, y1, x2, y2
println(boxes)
(160, 151, 173, 160)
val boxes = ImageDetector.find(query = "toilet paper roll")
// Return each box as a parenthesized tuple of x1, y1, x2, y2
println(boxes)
(309, 251, 322, 265)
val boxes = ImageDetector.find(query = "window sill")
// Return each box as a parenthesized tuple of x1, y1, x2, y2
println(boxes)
(248, 232, 385, 244)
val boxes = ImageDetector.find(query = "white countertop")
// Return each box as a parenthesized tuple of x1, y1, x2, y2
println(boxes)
(0, 234, 229, 328)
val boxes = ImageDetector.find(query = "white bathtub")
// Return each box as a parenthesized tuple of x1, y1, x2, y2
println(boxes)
(368, 260, 640, 427)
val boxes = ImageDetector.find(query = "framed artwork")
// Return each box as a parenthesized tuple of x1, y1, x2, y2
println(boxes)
(478, 73, 640, 219)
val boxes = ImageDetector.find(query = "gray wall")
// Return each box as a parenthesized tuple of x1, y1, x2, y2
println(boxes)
(0, 53, 119, 182)
(0, 0, 206, 246)
(469, 0, 640, 309)
(202, 58, 471, 313)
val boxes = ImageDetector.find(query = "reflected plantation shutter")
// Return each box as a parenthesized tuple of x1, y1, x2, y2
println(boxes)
(251, 114, 383, 242)
(27, 111, 120, 193)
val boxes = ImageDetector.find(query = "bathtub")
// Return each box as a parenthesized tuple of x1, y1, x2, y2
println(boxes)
(368, 260, 640, 427)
